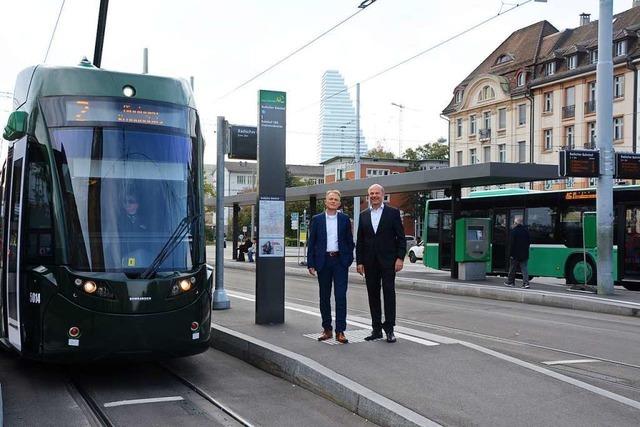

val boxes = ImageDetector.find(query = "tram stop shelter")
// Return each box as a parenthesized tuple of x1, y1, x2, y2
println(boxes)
(210, 162, 560, 279)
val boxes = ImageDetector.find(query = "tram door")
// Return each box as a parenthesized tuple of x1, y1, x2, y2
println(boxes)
(623, 206, 640, 280)
(5, 139, 26, 350)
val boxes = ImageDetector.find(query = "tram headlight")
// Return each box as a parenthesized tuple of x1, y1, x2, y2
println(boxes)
(122, 85, 136, 97)
(179, 279, 192, 292)
(83, 281, 97, 294)
(169, 277, 195, 297)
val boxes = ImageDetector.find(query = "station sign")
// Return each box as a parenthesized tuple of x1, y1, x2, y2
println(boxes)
(614, 152, 640, 179)
(228, 125, 257, 160)
(559, 150, 599, 177)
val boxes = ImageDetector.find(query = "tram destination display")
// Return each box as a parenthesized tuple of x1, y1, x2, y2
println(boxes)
(615, 152, 640, 179)
(228, 125, 257, 160)
(559, 149, 599, 177)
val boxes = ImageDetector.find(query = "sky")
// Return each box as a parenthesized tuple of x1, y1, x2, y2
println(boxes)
(0, 0, 634, 165)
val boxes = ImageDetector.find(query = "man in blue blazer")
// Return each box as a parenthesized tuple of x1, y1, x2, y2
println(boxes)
(307, 190, 355, 344)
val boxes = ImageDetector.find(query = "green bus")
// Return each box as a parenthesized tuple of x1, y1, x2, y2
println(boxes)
(1, 62, 211, 361)
(422, 186, 640, 291)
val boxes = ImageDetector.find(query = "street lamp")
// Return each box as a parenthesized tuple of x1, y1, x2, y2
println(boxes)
(391, 102, 405, 157)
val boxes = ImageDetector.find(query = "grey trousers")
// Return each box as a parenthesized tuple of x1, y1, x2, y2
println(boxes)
(507, 257, 529, 285)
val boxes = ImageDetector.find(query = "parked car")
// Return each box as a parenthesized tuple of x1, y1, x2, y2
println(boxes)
(407, 242, 424, 263)
(405, 235, 417, 249)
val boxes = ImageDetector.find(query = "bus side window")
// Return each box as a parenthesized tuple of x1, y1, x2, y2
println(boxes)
(526, 207, 556, 244)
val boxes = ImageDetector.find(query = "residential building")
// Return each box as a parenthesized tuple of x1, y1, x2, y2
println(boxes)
(317, 70, 367, 162)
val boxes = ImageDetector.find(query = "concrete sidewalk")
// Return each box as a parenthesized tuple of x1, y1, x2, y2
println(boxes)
(210, 293, 640, 427)
(208, 246, 640, 318)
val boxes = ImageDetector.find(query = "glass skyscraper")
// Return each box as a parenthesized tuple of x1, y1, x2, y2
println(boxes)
(317, 70, 367, 162)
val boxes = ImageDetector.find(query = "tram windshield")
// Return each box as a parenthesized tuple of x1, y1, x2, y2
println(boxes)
(42, 98, 202, 273)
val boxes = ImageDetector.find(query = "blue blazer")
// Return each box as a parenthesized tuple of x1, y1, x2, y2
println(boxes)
(307, 211, 355, 272)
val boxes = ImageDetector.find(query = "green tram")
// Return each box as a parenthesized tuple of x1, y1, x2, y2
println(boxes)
(422, 186, 640, 291)
(0, 63, 212, 361)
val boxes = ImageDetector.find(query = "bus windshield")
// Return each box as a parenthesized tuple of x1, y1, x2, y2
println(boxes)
(48, 125, 199, 272)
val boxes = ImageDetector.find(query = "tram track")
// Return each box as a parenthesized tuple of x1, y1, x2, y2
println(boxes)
(66, 373, 115, 427)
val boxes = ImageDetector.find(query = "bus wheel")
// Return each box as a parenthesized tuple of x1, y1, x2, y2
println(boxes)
(567, 256, 596, 286)
(409, 252, 417, 263)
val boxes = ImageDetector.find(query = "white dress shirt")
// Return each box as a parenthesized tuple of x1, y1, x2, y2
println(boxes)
(370, 204, 384, 234)
(325, 212, 339, 252)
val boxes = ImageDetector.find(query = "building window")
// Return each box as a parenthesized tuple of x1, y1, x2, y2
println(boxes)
(455, 90, 463, 103)
(588, 81, 596, 101)
(567, 55, 577, 70)
(456, 151, 463, 166)
(470, 148, 478, 164)
(586, 122, 596, 148)
(498, 144, 506, 162)
(544, 129, 553, 151)
(615, 40, 627, 56)
(518, 141, 526, 163)
(483, 111, 491, 130)
(456, 118, 463, 138)
(563, 86, 575, 118)
(483, 146, 491, 163)
(545, 62, 556, 76)
(566, 177, 574, 188)
(366, 168, 390, 177)
(516, 72, 526, 87)
(543, 92, 553, 112)
(478, 85, 495, 102)
(469, 115, 476, 135)
(518, 104, 526, 126)
(496, 54, 512, 64)
(614, 75, 624, 98)
(590, 49, 598, 64)
(565, 125, 574, 149)
(613, 117, 623, 141)
(589, 177, 597, 187)
(498, 108, 506, 129)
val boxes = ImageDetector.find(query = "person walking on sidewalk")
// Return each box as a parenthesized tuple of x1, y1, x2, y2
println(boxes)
(504, 216, 531, 289)
(356, 184, 406, 343)
(307, 190, 355, 344)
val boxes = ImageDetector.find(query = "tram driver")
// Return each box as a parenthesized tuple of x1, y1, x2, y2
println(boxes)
(118, 192, 150, 268)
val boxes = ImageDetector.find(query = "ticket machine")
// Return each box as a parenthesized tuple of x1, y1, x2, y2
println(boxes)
(455, 218, 491, 280)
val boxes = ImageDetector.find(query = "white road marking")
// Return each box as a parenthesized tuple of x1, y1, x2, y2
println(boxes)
(103, 396, 184, 408)
(542, 359, 600, 366)
(225, 290, 640, 411)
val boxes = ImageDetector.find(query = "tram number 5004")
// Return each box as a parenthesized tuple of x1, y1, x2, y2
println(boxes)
(29, 292, 41, 304)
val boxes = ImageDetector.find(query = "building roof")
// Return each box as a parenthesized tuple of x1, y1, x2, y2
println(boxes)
(321, 155, 447, 166)
(286, 164, 324, 177)
(216, 162, 323, 177)
(443, 20, 558, 114)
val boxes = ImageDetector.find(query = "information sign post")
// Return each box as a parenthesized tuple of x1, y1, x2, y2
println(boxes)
(255, 90, 286, 324)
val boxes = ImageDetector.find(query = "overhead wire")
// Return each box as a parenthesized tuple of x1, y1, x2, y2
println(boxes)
(44, 0, 66, 63)
(215, 1, 379, 101)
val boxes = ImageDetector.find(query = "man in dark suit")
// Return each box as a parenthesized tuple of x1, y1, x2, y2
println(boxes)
(504, 216, 531, 289)
(307, 190, 355, 344)
(356, 184, 406, 343)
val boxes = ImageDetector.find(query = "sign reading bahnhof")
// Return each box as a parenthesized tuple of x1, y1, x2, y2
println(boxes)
(615, 152, 640, 179)
(228, 125, 257, 160)
(559, 150, 599, 177)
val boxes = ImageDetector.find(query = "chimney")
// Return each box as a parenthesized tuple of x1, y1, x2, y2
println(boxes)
(580, 13, 591, 26)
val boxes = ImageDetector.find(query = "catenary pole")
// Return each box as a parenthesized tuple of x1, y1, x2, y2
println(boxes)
(214, 116, 231, 309)
(595, 0, 614, 295)
(354, 83, 361, 237)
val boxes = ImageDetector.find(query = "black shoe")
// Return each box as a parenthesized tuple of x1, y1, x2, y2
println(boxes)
(364, 331, 383, 341)
(386, 332, 397, 343)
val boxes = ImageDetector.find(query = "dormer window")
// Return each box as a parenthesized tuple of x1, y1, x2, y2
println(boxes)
(590, 49, 598, 64)
(567, 55, 577, 70)
(516, 72, 526, 87)
(455, 90, 463, 103)
(545, 62, 556, 76)
(478, 85, 495, 102)
(496, 54, 513, 65)
(615, 40, 627, 56)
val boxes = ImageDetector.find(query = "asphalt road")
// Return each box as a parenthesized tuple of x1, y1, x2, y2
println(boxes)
(220, 267, 640, 415)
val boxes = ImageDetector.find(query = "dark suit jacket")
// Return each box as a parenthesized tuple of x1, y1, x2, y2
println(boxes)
(306, 212, 355, 271)
(356, 204, 406, 269)
(509, 224, 531, 261)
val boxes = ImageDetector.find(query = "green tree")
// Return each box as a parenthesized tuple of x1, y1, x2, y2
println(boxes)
(367, 145, 396, 159)
(285, 168, 306, 187)
(402, 138, 449, 161)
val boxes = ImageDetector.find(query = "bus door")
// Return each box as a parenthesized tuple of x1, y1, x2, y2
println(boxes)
(622, 206, 640, 280)
(5, 138, 27, 350)
(439, 212, 452, 270)
(492, 209, 508, 272)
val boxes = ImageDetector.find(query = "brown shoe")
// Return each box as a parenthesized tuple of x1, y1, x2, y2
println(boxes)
(335, 332, 349, 344)
(318, 329, 333, 341)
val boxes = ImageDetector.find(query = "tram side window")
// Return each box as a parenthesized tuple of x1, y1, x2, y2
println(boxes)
(25, 147, 54, 262)
(426, 211, 439, 243)
(0, 164, 5, 269)
(526, 207, 556, 244)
